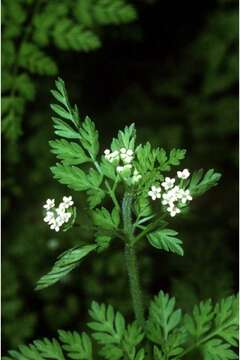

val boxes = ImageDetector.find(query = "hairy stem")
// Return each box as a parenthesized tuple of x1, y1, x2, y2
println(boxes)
(124, 244, 145, 327)
(122, 192, 145, 327)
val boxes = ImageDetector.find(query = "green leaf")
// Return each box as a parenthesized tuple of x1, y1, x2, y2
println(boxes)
(111, 123, 136, 151)
(87, 188, 105, 209)
(188, 169, 222, 196)
(93, 207, 120, 231)
(214, 295, 238, 346)
(184, 299, 214, 339)
(51, 104, 73, 121)
(123, 322, 144, 359)
(168, 148, 186, 166)
(147, 291, 182, 342)
(156, 148, 186, 171)
(8, 344, 42, 360)
(79, 116, 99, 159)
(51, 78, 80, 128)
(88, 302, 126, 359)
(147, 228, 184, 256)
(58, 330, 92, 359)
(101, 157, 117, 181)
(53, 20, 101, 51)
(53, 118, 80, 139)
(33, 338, 65, 360)
(95, 235, 112, 252)
(49, 139, 90, 165)
(135, 142, 157, 173)
(51, 163, 90, 191)
(36, 245, 96, 290)
(93, 0, 137, 25)
(19, 43, 57, 75)
(201, 339, 238, 360)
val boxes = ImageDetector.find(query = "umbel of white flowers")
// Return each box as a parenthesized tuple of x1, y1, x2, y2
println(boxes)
(148, 169, 192, 217)
(104, 147, 142, 184)
(43, 196, 74, 232)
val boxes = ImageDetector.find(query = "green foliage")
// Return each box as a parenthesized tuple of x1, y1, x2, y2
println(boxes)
(187, 169, 222, 197)
(2, 0, 138, 141)
(147, 229, 184, 256)
(35, 77, 222, 290)
(49, 139, 90, 165)
(79, 117, 100, 160)
(147, 291, 185, 359)
(5, 292, 238, 360)
(93, 207, 120, 231)
(58, 330, 92, 359)
(88, 301, 144, 359)
(36, 245, 97, 290)
(3, 0, 237, 353)
(111, 123, 136, 151)
(51, 163, 91, 191)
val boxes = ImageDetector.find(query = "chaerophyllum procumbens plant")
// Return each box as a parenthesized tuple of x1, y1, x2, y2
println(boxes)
(5, 78, 238, 360)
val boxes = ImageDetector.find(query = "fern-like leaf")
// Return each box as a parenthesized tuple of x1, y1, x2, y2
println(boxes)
(36, 245, 96, 290)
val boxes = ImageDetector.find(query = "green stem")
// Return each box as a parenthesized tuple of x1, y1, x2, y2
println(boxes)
(124, 244, 145, 328)
(122, 192, 145, 328)
(105, 180, 120, 211)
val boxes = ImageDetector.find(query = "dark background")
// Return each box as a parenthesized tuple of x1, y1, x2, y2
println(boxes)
(2, 0, 238, 354)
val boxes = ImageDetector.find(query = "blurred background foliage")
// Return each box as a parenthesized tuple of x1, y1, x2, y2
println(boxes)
(2, 0, 238, 354)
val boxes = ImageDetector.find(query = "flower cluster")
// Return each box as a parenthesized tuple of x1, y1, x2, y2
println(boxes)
(104, 148, 134, 164)
(104, 147, 142, 184)
(148, 169, 192, 217)
(43, 196, 74, 232)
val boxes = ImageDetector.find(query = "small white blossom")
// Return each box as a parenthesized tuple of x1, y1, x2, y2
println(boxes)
(180, 189, 192, 204)
(44, 211, 55, 224)
(120, 147, 134, 164)
(117, 164, 132, 175)
(167, 204, 181, 217)
(132, 169, 142, 184)
(43, 197, 74, 232)
(62, 196, 74, 208)
(126, 149, 133, 156)
(104, 149, 120, 162)
(161, 186, 180, 205)
(161, 177, 175, 190)
(117, 166, 124, 173)
(43, 199, 55, 210)
(148, 185, 161, 200)
(177, 169, 190, 179)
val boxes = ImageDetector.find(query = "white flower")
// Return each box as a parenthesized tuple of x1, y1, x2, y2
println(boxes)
(62, 196, 74, 208)
(50, 220, 60, 232)
(104, 149, 111, 155)
(161, 186, 180, 205)
(62, 212, 72, 223)
(167, 204, 181, 217)
(117, 164, 132, 175)
(104, 149, 120, 162)
(117, 166, 124, 173)
(126, 149, 133, 156)
(148, 185, 161, 200)
(44, 211, 55, 224)
(177, 169, 190, 179)
(161, 177, 175, 190)
(120, 148, 134, 164)
(180, 189, 192, 204)
(43, 196, 74, 232)
(43, 199, 55, 210)
(132, 169, 142, 184)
